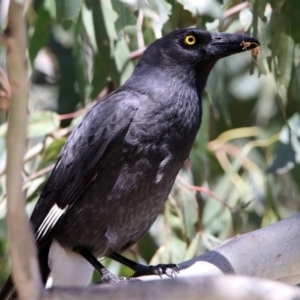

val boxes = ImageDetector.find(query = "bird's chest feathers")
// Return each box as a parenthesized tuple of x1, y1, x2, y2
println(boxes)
(124, 91, 201, 186)
(136, 87, 201, 150)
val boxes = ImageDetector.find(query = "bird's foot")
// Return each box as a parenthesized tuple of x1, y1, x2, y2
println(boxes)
(132, 263, 179, 278)
(108, 252, 179, 279)
(101, 268, 138, 284)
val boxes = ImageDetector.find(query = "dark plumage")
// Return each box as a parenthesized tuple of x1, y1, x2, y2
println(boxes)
(0, 28, 259, 299)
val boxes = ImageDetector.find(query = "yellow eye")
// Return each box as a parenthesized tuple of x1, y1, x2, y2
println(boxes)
(184, 35, 196, 46)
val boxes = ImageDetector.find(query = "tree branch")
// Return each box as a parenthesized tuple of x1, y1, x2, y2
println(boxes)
(142, 213, 300, 285)
(5, 0, 42, 299)
(41, 214, 300, 299)
(42, 275, 300, 300)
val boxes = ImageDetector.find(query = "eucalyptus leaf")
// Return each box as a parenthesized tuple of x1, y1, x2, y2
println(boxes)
(146, 0, 172, 38)
(28, 111, 60, 138)
(74, 14, 90, 105)
(177, 0, 222, 19)
(176, 168, 198, 241)
(255, 18, 272, 75)
(184, 232, 200, 260)
(24, 177, 46, 201)
(268, 0, 285, 11)
(169, 235, 187, 263)
(28, 8, 51, 64)
(267, 113, 300, 174)
(111, 0, 136, 33)
(81, 5, 97, 51)
(92, 0, 119, 88)
(41, 138, 66, 165)
(275, 33, 294, 104)
(114, 39, 135, 84)
(0, 124, 7, 138)
(55, 0, 82, 23)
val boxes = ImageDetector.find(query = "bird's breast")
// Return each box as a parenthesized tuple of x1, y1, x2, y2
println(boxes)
(55, 92, 202, 255)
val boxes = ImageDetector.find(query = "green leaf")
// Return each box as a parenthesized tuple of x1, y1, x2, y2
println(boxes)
(41, 138, 66, 165)
(81, 4, 97, 51)
(25, 177, 46, 202)
(89, 0, 135, 96)
(74, 13, 90, 105)
(42, 0, 57, 18)
(202, 194, 231, 237)
(92, 0, 119, 87)
(177, 0, 222, 19)
(0, 124, 7, 138)
(176, 168, 198, 241)
(111, 0, 136, 33)
(250, 0, 268, 18)
(114, 39, 135, 85)
(146, 0, 172, 37)
(267, 0, 300, 44)
(281, 0, 300, 44)
(190, 95, 209, 185)
(150, 235, 186, 264)
(28, 8, 51, 64)
(277, 34, 294, 101)
(28, 111, 60, 138)
(267, 113, 300, 174)
(184, 232, 201, 260)
(90, 53, 109, 99)
(269, 0, 285, 11)
(55, 0, 82, 23)
(169, 235, 187, 263)
(252, 17, 272, 75)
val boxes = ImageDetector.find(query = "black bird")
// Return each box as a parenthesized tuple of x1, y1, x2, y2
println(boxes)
(0, 28, 259, 298)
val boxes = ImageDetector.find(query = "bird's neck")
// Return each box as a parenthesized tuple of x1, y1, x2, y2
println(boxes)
(126, 64, 205, 101)
(195, 59, 217, 95)
(128, 58, 215, 102)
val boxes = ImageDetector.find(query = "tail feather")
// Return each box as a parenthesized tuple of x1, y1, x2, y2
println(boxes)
(0, 276, 16, 300)
(39, 240, 51, 284)
(0, 241, 51, 300)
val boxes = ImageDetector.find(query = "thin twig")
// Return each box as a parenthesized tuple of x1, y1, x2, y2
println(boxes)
(176, 175, 233, 209)
(129, 47, 146, 59)
(223, 2, 249, 18)
(58, 108, 86, 121)
(136, 9, 145, 49)
(24, 164, 55, 183)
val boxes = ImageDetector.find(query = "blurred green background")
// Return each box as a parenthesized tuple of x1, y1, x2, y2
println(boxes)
(0, 0, 299, 286)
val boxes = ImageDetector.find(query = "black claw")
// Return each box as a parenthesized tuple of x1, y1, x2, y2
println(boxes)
(156, 267, 163, 276)
(109, 252, 180, 279)
(165, 268, 175, 278)
(132, 263, 180, 278)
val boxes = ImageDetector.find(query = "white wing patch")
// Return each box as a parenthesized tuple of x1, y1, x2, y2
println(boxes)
(155, 152, 172, 183)
(37, 204, 69, 239)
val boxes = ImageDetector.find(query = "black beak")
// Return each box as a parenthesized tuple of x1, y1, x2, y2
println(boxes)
(207, 32, 260, 58)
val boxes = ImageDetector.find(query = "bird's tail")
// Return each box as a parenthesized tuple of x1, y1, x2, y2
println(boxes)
(0, 276, 16, 300)
(0, 241, 51, 300)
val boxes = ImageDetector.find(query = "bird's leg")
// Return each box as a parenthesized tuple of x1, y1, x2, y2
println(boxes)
(109, 252, 179, 278)
(78, 248, 128, 284)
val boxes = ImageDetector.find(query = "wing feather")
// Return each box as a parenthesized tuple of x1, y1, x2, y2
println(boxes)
(30, 90, 140, 249)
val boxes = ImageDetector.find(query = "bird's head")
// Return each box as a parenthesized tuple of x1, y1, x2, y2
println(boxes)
(127, 28, 259, 96)
(137, 28, 259, 76)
